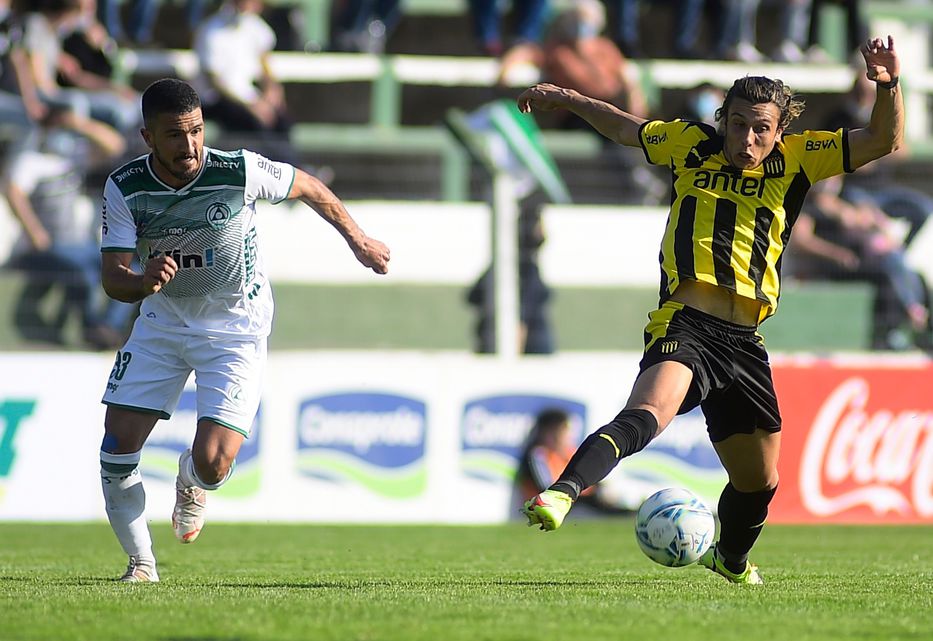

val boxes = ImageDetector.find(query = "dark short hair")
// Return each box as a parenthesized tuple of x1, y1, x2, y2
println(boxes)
(141, 78, 201, 126)
(715, 76, 806, 131)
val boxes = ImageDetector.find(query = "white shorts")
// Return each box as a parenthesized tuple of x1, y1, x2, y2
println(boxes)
(101, 320, 266, 437)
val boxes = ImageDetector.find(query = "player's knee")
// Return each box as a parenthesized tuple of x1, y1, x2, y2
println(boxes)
(730, 470, 779, 494)
(192, 450, 234, 487)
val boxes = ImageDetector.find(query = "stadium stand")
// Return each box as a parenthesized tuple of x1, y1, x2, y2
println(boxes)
(1, 0, 930, 351)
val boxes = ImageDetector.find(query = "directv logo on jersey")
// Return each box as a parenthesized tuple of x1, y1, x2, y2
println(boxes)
(151, 248, 215, 268)
(114, 166, 143, 183)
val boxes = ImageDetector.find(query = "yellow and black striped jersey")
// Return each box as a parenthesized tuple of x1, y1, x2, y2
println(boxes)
(638, 119, 852, 322)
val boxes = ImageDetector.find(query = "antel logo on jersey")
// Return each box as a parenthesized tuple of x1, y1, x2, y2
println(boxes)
(206, 202, 232, 230)
(141, 390, 261, 497)
(800, 377, 933, 517)
(461, 395, 585, 482)
(296, 393, 427, 499)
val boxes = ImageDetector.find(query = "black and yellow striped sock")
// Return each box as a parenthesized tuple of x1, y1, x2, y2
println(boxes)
(550, 408, 658, 500)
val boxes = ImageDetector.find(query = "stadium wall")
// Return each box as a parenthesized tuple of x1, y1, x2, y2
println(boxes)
(0, 351, 931, 524)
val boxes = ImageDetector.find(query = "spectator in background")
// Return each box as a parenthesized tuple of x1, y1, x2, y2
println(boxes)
(514, 408, 629, 515)
(824, 68, 932, 248)
(499, 0, 663, 204)
(682, 81, 725, 125)
(56, 0, 141, 136)
(97, 0, 155, 45)
(468, 0, 550, 57)
(605, 0, 705, 60)
(808, 0, 866, 61)
(194, 0, 298, 166)
(713, 0, 765, 63)
(784, 175, 933, 351)
(2, 112, 131, 349)
(0, 1, 46, 156)
(468, 204, 555, 355)
(332, 0, 401, 54)
(21, 0, 133, 136)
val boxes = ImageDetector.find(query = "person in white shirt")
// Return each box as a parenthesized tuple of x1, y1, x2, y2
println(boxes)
(98, 78, 390, 582)
(193, 0, 289, 141)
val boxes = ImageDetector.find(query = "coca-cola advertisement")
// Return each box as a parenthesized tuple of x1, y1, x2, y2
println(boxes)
(771, 358, 933, 523)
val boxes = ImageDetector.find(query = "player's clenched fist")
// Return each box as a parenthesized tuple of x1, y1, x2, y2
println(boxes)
(517, 83, 576, 114)
(353, 237, 391, 275)
(142, 254, 178, 295)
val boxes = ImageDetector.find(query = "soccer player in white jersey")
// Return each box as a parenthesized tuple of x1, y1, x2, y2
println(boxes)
(97, 78, 390, 582)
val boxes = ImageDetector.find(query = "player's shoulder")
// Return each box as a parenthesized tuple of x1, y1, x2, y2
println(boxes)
(107, 154, 154, 195)
(202, 147, 248, 182)
(780, 128, 843, 149)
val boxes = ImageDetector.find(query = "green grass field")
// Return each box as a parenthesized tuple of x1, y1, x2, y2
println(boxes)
(0, 522, 929, 641)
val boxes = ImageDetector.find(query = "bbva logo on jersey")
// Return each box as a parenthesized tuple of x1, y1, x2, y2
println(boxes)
(206, 202, 232, 230)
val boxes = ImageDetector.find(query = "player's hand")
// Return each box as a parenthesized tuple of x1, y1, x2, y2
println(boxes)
(861, 36, 899, 85)
(142, 254, 177, 295)
(352, 236, 390, 275)
(517, 83, 573, 114)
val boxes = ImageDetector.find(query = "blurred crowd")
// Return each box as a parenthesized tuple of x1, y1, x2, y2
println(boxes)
(2, 0, 931, 352)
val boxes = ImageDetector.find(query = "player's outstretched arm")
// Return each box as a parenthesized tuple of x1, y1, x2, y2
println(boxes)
(848, 36, 904, 170)
(288, 169, 390, 274)
(517, 82, 646, 147)
(101, 251, 177, 302)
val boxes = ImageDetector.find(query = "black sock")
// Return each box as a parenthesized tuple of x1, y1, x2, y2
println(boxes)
(549, 408, 658, 500)
(716, 482, 778, 574)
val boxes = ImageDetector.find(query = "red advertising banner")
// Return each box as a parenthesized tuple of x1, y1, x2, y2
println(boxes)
(771, 358, 933, 523)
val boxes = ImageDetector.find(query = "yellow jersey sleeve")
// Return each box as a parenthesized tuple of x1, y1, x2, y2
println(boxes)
(781, 128, 852, 184)
(638, 119, 719, 168)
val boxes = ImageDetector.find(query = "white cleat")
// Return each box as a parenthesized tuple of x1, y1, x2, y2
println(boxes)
(173, 450, 207, 544)
(120, 555, 159, 583)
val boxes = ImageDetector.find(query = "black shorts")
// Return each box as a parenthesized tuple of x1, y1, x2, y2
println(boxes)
(639, 301, 782, 442)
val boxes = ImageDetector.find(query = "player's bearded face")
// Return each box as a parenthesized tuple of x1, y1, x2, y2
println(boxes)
(722, 99, 783, 170)
(144, 109, 206, 185)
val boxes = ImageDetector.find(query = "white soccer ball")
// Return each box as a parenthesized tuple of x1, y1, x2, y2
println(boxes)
(635, 487, 715, 567)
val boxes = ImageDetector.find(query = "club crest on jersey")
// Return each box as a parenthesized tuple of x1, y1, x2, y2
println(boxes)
(206, 202, 232, 230)
(659, 340, 679, 354)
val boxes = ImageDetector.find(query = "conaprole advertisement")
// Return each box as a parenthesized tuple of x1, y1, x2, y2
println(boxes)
(1, 351, 931, 523)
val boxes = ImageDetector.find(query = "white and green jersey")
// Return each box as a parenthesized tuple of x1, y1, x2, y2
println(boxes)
(101, 147, 296, 337)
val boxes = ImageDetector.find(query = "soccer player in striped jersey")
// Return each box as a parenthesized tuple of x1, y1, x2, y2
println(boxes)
(97, 78, 390, 582)
(518, 37, 904, 584)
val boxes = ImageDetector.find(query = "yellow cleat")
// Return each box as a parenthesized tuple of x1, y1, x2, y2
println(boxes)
(521, 489, 573, 531)
(699, 544, 764, 585)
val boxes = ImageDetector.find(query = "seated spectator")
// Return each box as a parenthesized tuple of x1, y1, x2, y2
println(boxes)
(20, 0, 132, 137)
(331, 0, 401, 54)
(56, 0, 141, 136)
(784, 176, 933, 351)
(714, 0, 765, 62)
(824, 69, 932, 248)
(468, 0, 549, 57)
(499, 0, 664, 204)
(682, 82, 725, 126)
(604, 0, 704, 60)
(193, 0, 301, 167)
(513, 408, 629, 515)
(2, 114, 132, 350)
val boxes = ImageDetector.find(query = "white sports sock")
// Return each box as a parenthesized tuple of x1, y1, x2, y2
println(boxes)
(100, 450, 155, 565)
(178, 448, 234, 490)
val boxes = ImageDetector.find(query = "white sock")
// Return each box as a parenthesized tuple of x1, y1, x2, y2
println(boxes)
(178, 448, 234, 490)
(100, 450, 155, 566)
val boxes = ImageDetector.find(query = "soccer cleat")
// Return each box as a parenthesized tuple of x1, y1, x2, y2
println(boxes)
(172, 450, 207, 543)
(521, 489, 573, 531)
(119, 556, 159, 583)
(699, 544, 764, 585)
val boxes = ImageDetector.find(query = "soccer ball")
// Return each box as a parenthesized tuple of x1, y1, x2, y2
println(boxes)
(635, 487, 715, 567)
